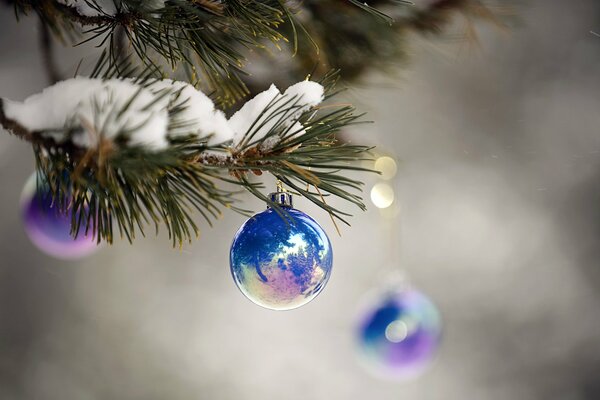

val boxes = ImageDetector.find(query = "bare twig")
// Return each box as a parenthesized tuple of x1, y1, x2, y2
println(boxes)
(113, 24, 129, 69)
(0, 99, 85, 158)
(0, 99, 34, 142)
(51, 1, 117, 26)
(39, 18, 63, 84)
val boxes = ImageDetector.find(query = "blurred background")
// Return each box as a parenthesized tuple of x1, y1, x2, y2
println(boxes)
(1, 1, 600, 399)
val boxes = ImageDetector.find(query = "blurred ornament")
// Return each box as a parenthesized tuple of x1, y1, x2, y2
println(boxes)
(20, 173, 99, 260)
(356, 287, 442, 380)
(230, 190, 333, 310)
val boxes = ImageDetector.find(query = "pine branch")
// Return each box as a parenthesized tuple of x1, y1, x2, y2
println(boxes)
(13, 0, 291, 104)
(406, 0, 510, 34)
(0, 99, 41, 144)
(12, 0, 512, 104)
(1, 0, 514, 249)
(39, 18, 64, 84)
(51, 1, 116, 26)
(252, 0, 514, 87)
(0, 72, 374, 247)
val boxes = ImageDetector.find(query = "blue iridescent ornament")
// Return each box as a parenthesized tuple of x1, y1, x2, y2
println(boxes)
(356, 288, 442, 380)
(230, 191, 333, 310)
(21, 173, 99, 260)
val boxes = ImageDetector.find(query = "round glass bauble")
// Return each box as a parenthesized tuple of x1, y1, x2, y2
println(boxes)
(230, 207, 333, 310)
(356, 288, 442, 380)
(21, 173, 99, 259)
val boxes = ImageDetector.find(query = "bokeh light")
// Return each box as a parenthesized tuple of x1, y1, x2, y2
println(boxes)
(356, 288, 442, 380)
(370, 182, 395, 209)
(374, 156, 398, 180)
(20, 173, 99, 260)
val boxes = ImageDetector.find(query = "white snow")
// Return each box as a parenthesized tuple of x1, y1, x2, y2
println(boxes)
(2, 78, 324, 152)
(70, 80, 170, 149)
(228, 84, 281, 145)
(4, 77, 170, 150)
(228, 81, 324, 147)
(283, 81, 325, 114)
(147, 79, 234, 146)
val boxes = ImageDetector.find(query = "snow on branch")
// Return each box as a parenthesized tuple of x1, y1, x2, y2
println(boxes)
(229, 81, 324, 148)
(1, 78, 324, 152)
(0, 73, 368, 246)
(3, 78, 171, 150)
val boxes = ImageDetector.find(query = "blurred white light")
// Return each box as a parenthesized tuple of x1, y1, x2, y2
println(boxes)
(371, 183, 394, 209)
(380, 201, 401, 219)
(385, 320, 408, 343)
(374, 156, 398, 180)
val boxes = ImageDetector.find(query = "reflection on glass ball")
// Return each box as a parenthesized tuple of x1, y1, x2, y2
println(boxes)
(230, 207, 333, 310)
(356, 288, 442, 380)
(21, 173, 99, 260)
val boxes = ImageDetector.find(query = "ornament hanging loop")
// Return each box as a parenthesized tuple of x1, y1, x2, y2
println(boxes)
(269, 179, 293, 208)
(276, 179, 285, 193)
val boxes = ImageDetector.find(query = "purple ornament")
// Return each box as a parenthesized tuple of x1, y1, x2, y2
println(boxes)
(356, 288, 442, 380)
(20, 173, 99, 260)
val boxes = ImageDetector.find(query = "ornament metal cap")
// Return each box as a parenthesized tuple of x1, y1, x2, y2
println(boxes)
(268, 191, 293, 208)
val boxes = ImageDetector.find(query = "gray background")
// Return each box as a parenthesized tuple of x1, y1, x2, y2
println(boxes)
(1, 1, 599, 399)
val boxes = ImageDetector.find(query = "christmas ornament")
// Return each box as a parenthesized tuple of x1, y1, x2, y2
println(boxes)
(356, 287, 442, 380)
(20, 173, 99, 259)
(230, 190, 333, 310)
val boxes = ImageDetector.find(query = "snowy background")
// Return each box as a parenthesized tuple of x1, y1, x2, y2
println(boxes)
(1, 1, 600, 399)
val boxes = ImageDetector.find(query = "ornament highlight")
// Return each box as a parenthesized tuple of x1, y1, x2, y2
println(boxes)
(356, 288, 442, 380)
(21, 173, 99, 259)
(230, 191, 333, 310)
